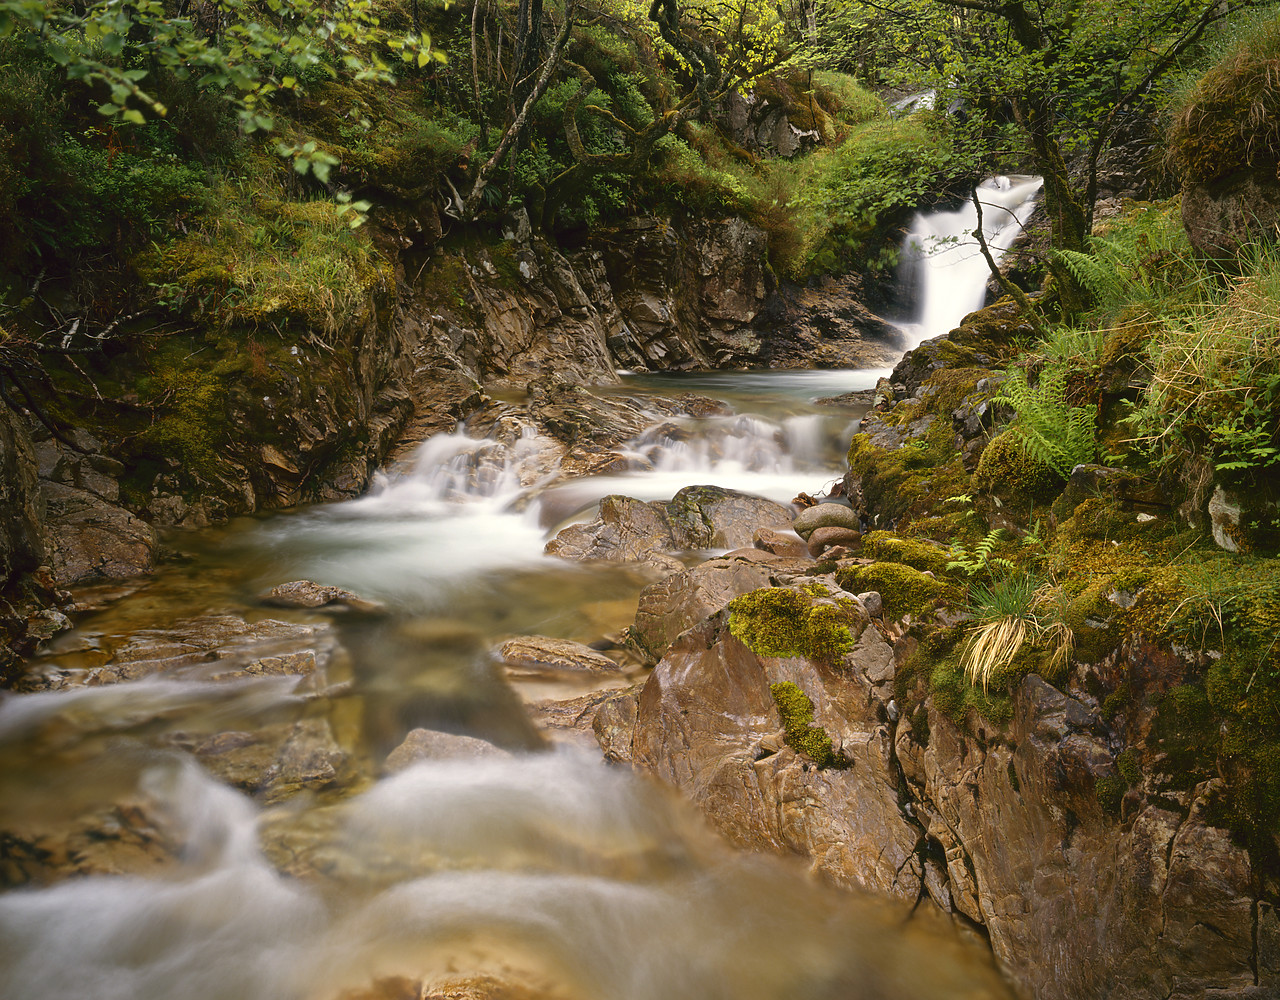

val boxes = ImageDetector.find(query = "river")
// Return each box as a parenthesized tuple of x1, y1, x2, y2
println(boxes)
(0, 180, 1041, 1000)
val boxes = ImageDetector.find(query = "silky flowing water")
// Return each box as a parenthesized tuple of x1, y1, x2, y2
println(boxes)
(0, 187, 1040, 1000)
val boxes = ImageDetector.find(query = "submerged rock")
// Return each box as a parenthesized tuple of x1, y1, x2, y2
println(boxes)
(384, 728, 512, 771)
(260, 580, 386, 614)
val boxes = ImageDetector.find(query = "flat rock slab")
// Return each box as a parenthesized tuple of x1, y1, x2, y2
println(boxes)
(497, 636, 621, 675)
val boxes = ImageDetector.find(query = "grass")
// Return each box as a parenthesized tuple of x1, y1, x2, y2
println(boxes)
(959, 574, 1073, 691)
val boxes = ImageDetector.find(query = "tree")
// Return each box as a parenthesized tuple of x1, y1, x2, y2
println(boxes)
(826, 0, 1263, 311)
(0, 0, 440, 158)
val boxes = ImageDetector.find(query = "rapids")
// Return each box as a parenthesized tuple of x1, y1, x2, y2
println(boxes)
(0, 195, 1032, 999)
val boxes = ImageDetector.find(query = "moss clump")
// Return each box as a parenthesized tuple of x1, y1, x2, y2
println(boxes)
(1095, 775, 1127, 815)
(727, 587, 864, 663)
(860, 531, 951, 575)
(770, 681, 844, 768)
(836, 562, 948, 620)
(973, 430, 1062, 511)
(1116, 747, 1142, 785)
(929, 656, 1014, 726)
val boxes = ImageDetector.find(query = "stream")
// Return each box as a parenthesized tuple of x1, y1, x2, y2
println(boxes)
(0, 181, 1040, 1000)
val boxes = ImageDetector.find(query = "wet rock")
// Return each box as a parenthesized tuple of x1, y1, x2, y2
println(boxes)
(665, 485, 794, 550)
(40, 481, 157, 588)
(625, 609, 923, 898)
(384, 728, 511, 771)
(628, 553, 778, 664)
(792, 502, 859, 540)
(752, 526, 808, 558)
(545, 495, 677, 566)
(260, 580, 386, 614)
(806, 525, 861, 556)
(26, 613, 337, 691)
(546, 487, 793, 570)
(496, 636, 621, 675)
(183, 718, 347, 802)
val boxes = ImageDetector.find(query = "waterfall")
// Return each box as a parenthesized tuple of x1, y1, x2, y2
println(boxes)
(896, 174, 1043, 348)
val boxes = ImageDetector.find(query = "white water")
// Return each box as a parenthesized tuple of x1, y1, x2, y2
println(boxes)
(0, 315, 1011, 996)
(897, 174, 1043, 347)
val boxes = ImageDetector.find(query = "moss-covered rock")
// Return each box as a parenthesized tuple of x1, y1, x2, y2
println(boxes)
(769, 681, 845, 768)
(835, 562, 948, 620)
(727, 585, 867, 663)
(973, 430, 1062, 518)
(860, 530, 951, 575)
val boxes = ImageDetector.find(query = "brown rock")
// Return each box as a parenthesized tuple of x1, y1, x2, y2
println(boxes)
(384, 728, 511, 771)
(40, 481, 157, 587)
(496, 636, 621, 675)
(260, 579, 386, 614)
(806, 525, 861, 556)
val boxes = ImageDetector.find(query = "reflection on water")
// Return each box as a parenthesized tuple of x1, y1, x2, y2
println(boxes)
(0, 368, 1011, 1000)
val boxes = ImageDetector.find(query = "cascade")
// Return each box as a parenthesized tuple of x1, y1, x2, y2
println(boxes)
(896, 174, 1043, 347)
(0, 224, 1022, 996)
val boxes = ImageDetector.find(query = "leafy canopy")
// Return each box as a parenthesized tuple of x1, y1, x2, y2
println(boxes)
(0, 0, 441, 142)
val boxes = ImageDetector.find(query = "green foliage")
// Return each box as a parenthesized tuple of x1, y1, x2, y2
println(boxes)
(1054, 205, 1201, 314)
(784, 115, 961, 279)
(947, 528, 1015, 578)
(0, 0, 440, 140)
(769, 681, 845, 768)
(1123, 242, 1280, 485)
(1166, 7, 1280, 186)
(995, 365, 1097, 479)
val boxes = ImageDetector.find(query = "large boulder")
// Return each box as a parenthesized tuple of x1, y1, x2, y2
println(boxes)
(40, 481, 157, 588)
(545, 486, 794, 571)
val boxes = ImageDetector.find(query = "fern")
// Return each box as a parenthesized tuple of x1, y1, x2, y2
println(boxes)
(995, 365, 1097, 478)
(947, 528, 1016, 578)
(1057, 243, 1130, 307)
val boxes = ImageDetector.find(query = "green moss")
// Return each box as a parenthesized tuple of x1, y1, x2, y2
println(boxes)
(973, 430, 1062, 513)
(929, 656, 1014, 726)
(835, 562, 948, 620)
(860, 531, 951, 575)
(1095, 775, 1126, 815)
(727, 587, 864, 663)
(770, 681, 846, 768)
(1116, 747, 1142, 785)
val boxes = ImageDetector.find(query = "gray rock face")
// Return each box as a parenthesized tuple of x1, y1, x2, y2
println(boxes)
(1182, 171, 1280, 261)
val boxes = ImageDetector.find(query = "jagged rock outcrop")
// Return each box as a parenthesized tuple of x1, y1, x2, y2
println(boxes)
(604, 572, 1275, 1000)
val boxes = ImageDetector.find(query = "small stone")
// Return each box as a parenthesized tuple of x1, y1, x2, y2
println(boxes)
(496, 636, 621, 675)
(260, 580, 385, 614)
(857, 591, 883, 617)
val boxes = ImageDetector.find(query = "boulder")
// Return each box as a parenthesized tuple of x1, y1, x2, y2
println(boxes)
(628, 553, 779, 664)
(806, 525, 861, 556)
(546, 487, 794, 570)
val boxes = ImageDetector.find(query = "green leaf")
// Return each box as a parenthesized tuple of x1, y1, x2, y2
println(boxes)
(122, 108, 146, 124)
